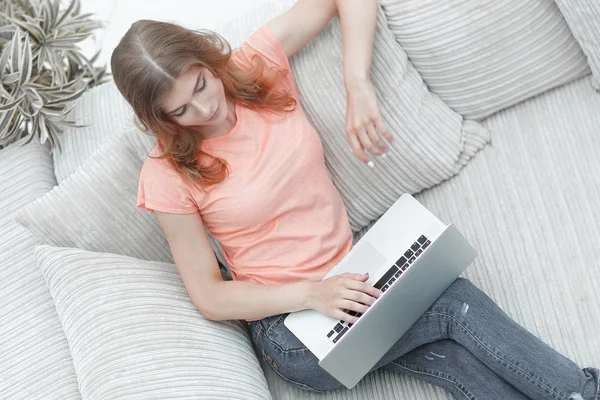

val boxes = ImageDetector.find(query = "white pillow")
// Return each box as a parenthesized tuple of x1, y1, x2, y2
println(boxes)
(35, 244, 272, 400)
(380, 0, 591, 120)
(53, 81, 134, 183)
(16, 132, 231, 277)
(554, 0, 600, 89)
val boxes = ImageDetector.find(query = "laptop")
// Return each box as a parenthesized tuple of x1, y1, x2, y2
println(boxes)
(284, 193, 477, 389)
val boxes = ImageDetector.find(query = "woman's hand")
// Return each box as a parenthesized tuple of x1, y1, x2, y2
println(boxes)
(344, 78, 394, 167)
(307, 272, 382, 324)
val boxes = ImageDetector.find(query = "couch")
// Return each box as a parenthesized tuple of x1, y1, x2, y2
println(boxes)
(1, 0, 599, 399)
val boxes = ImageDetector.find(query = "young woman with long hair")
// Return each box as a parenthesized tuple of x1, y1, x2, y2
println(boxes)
(110, 0, 599, 398)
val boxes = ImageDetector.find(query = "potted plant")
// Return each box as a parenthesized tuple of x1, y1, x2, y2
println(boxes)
(0, 0, 108, 150)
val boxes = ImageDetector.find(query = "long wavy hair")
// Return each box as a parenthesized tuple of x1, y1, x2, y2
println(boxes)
(111, 20, 296, 189)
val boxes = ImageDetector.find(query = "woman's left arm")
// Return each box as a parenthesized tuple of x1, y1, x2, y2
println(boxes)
(267, 0, 392, 166)
(335, 0, 392, 165)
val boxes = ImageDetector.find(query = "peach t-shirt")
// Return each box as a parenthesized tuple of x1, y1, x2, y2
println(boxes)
(137, 25, 353, 286)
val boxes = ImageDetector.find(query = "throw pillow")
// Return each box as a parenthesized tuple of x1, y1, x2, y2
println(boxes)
(553, 0, 600, 89)
(35, 245, 272, 400)
(380, 0, 591, 120)
(53, 80, 134, 183)
(15, 132, 231, 276)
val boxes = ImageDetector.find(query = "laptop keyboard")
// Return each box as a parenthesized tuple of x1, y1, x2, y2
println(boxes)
(326, 234, 431, 344)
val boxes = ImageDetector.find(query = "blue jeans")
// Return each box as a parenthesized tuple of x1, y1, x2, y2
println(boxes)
(248, 278, 600, 400)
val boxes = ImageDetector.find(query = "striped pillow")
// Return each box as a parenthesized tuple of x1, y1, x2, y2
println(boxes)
(380, 0, 591, 120)
(53, 81, 134, 183)
(35, 245, 272, 400)
(15, 132, 231, 275)
(554, 0, 600, 89)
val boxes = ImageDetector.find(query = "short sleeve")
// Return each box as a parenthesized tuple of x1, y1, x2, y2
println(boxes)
(137, 156, 199, 214)
(232, 25, 298, 95)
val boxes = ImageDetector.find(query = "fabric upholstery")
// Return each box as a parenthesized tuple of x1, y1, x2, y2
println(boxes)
(380, 0, 591, 120)
(554, 0, 600, 89)
(16, 132, 231, 278)
(262, 75, 600, 399)
(52, 80, 134, 183)
(0, 138, 81, 399)
(35, 245, 272, 400)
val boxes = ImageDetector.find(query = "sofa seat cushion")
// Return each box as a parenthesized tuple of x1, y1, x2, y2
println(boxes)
(35, 245, 272, 400)
(0, 138, 81, 399)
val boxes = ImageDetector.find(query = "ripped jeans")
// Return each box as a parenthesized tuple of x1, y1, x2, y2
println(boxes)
(248, 278, 600, 400)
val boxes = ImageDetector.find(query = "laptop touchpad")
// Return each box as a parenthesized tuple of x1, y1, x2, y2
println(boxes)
(342, 242, 387, 275)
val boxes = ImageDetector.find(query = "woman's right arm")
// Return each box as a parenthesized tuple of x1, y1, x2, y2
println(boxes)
(155, 211, 381, 322)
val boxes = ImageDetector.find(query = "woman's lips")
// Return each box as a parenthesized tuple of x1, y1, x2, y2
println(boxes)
(207, 104, 220, 121)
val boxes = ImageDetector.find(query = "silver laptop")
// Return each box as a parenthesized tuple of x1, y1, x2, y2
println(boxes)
(284, 193, 477, 389)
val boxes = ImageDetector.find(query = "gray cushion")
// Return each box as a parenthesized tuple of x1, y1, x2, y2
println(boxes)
(15, 132, 231, 277)
(216, 0, 489, 232)
(16, 134, 173, 263)
(0, 138, 81, 399)
(34, 245, 272, 400)
(418, 75, 600, 373)
(554, 0, 600, 89)
(380, 0, 591, 120)
(52, 80, 134, 183)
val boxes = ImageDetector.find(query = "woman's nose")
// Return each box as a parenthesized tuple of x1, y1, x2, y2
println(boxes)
(190, 99, 212, 119)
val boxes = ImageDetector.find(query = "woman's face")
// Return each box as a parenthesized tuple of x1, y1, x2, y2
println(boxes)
(160, 66, 228, 128)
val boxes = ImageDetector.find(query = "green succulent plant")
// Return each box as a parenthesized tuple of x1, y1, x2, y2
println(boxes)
(0, 0, 108, 150)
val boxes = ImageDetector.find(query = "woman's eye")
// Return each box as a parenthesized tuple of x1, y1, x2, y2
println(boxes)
(175, 106, 187, 117)
(195, 78, 206, 93)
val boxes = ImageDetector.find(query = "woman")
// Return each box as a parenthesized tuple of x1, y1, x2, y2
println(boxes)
(110, 0, 599, 398)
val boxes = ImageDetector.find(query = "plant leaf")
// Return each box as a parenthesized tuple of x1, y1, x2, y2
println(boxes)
(44, 82, 87, 105)
(17, 99, 36, 118)
(55, 0, 78, 27)
(10, 28, 20, 73)
(24, 86, 44, 112)
(0, 107, 17, 135)
(56, 13, 100, 31)
(50, 0, 60, 29)
(0, 37, 11, 72)
(0, 25, 16, 36)
(19, 14, 46, 43)
(0, 112, 23, 146)
(38, 113, 49, 143)
(0, 97, 21, 111)
(2, 71, 19, 85)
(18, 33, 33, 87)
(36, 44, 47, 71)
(4, 14, 45, 44)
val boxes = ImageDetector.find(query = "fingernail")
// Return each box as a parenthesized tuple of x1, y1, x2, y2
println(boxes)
(362, 272, 369, 277)
(381, 153, 388, 159)
(367, 161, 374, 168)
